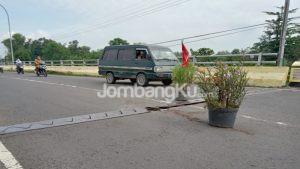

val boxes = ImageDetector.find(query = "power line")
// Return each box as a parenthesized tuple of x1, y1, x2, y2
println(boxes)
(152, 15, 300, 45)
(166, 26, 266, 47)
(51, 0, 154, 37)
(55, 0, 190, 40)
(51, 0, 166, 38)
(289, 16, 300, 20)
(152, 23, 267, 45)
(53, 0, 191, 40)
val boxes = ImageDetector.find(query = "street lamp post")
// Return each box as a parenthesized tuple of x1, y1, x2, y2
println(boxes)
(0, 3, 14, 67)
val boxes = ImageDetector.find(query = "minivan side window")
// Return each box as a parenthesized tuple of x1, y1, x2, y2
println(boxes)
(136, 48, 148, 60)
(118, 48, 135, 60)
(102, 49, 118, 61)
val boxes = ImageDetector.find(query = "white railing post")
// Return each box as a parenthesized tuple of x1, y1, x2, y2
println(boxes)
(257, 53, 262, 66)
(192, 55, 196, 64)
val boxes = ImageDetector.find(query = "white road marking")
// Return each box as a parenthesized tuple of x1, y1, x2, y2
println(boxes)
(246, 88, 300, 96)
(7, 77, 104, 94)
(0, 141, 23, 169)
(240, 114, 297, 128)
(276, 122, 288, 126)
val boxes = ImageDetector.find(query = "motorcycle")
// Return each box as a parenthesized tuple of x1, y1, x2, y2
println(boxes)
(36, 63, 47, 77)
(16, 63, 24, 74)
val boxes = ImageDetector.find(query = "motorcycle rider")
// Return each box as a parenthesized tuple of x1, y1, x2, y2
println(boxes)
(16, 59, 24, 74)
(34, 56, 42, 73)
(16, 59, 22, 66)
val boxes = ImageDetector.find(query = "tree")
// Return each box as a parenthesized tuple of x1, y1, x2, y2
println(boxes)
(42, 40, 70, 60)
(1, 33, 104, 61)
(14, 48, 31, 61)
(2, 33, 31, 61)
(231, 49, 241, 54)
(190, 48, 214, 56)
(68, 40, 79, 56)
(88, 49, 103, 60)
(251, 7, 300, 64)
(78, 46, 91, 59)
(109, 38, 129, 46)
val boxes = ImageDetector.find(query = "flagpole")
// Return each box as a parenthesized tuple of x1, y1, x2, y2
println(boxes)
(181, 39, 184, 67)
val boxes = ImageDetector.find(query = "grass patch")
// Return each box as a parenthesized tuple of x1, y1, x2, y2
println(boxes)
(47, 70, 101, 77)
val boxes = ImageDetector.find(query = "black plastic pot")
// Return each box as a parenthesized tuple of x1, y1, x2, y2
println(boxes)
(208, 107, 238, 128)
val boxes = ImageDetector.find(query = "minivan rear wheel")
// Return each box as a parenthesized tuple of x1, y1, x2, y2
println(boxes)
(106, 72, 116, 84)
(162, 79, 172, 86)
(136, 73, 148, 86)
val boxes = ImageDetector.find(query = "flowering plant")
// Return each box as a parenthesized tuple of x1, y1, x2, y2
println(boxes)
(196, 62, 248, 108)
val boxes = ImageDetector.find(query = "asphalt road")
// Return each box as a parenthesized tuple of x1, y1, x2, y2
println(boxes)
(0, 72, 300, 169)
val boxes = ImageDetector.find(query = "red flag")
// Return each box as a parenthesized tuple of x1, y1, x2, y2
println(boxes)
(182, 41, 189, 67)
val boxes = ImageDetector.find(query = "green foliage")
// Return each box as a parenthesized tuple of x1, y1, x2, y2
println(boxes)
(172, 64, 197, 87)
(197, 63, 248, 108)
(285, 36, 300, 63)
(1, 33, 104, 61)
(14, 48, 31, 61)
(231, 49, 241, 54)
(109, 38, 129, 46)
(191, 48, 214, 56)
(42, 40, 70, 60)
(2, 33, 31, 61)
(251, 7, 300, 64)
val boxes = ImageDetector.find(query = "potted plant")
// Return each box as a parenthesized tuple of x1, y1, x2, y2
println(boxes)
(172, 64, 196, 101)
(196, 62, 248, 128)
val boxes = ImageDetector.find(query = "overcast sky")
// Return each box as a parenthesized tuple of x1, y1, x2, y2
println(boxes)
(0, 0, 300, 58)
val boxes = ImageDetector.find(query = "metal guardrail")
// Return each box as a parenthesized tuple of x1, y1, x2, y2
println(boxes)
(20, 59, 100, 66)
(188, 53, 277, 66)
(1, 53, 277, 66)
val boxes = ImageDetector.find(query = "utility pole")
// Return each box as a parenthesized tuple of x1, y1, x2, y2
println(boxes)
(0, 3, 14, 67)
(277, 0, 290, 67)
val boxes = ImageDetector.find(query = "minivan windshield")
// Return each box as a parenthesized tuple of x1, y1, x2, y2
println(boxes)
(149, 47, 178, 61)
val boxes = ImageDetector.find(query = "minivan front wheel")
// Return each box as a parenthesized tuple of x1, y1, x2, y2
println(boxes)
(106, 72, 116, 84)
(136, 73, 148, 86)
